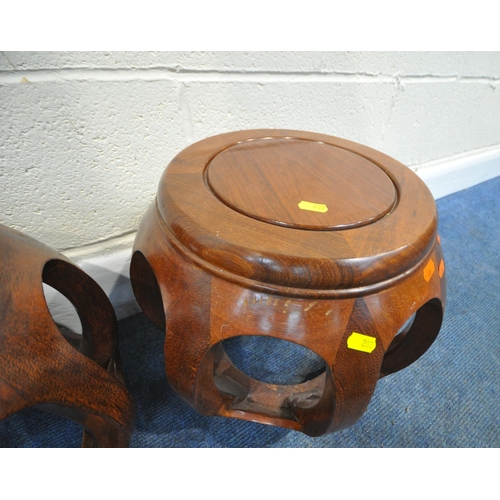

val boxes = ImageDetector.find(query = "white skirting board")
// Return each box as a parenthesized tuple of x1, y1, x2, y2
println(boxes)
(44, 147, 500, 332)
(415, 147, 500, 200)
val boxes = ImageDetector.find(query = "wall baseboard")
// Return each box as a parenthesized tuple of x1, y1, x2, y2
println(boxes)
(415, 146, 500, 200)
(44, 148, 500, 332)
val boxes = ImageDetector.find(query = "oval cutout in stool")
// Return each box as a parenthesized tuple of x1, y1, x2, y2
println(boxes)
(42, 282, 83, 338)
(130, 251, 166, 332)
(380, 298, 444, 377)
(221, 336, 326, 385)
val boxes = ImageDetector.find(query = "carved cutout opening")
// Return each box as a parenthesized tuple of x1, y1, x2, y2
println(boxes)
(381, 298, 443, 377)
(42, 282, 83, 336)
(42, 259, 90, 348)
(221, 335, 326, 385)
(387, 312, 417, 352)
(211, 337, 332, 433)
(130, 251, 166, 332)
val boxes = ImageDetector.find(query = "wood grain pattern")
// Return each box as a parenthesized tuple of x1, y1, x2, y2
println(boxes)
(0, 224, 135, 447)
(207, 138, 396, 230)
(131, 129, 446, 436)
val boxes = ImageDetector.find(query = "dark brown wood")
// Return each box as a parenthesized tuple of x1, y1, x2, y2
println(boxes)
(207, 138, 396, 230)
(131, 129, 446, 436)
(0, 224, 135, 447)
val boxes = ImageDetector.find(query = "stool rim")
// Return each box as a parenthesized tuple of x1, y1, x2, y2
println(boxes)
(157, 129, 437, 291)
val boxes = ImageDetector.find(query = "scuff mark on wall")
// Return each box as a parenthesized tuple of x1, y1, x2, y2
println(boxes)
(178, 81, 194, 144)
(0, 51, 16, 70)
(380, 76, 405, 145)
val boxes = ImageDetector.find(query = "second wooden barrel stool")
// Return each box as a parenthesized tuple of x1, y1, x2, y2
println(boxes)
(130, 129, 446, 436)
(0, 224, 135, 447)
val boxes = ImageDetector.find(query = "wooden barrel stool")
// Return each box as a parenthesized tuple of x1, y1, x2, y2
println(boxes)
(0, 224, 135, 447)
(131, 129, 446, 437)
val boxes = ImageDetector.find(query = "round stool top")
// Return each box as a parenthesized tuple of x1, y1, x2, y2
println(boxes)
(157, 130, 437, 296)
(207, 138, 396, 230)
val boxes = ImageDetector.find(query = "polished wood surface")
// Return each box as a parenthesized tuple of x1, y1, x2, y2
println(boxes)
(207, 138, 396, 230)
(0, 224, 135, 447)
(158, 130, 437, 293)
(131, 129, 446, 436)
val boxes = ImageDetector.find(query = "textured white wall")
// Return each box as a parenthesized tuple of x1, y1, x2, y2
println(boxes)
(1, 51, 500, 252)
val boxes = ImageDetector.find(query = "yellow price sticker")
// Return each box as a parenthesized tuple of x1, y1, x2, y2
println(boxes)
(347, 332, 377, 353)
(298, 200, 328, 213)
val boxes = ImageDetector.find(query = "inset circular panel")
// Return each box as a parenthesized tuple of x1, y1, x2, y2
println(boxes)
(207, 138, 397, 230)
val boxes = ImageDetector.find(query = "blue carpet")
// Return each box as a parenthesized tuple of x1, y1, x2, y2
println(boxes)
(1, 176, 499, 447)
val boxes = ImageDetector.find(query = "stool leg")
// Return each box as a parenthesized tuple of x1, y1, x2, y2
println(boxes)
(36, 404, 133, 448)
(41, 259, 135, 445)
(287, 369, 336, 437)
(1, 333, 134, 447)
(325, 297, 386, 433)
(0, 378, 31, 421)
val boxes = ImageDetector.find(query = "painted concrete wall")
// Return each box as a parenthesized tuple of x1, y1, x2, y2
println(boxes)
(1, 51, 500, 252)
